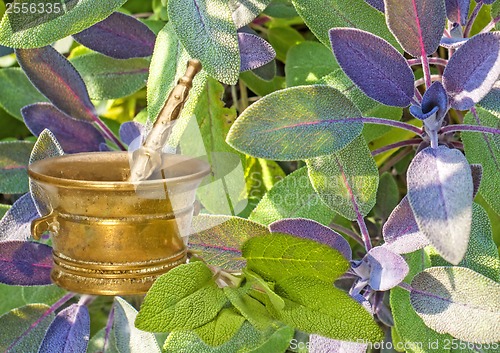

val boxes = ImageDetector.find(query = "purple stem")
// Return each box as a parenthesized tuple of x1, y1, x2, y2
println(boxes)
(356, 214, 372, 252)
(360, 117, 423, 136)
(421, 55, 432, 89)
(464, 1, 483, 38)
(440, 124, 500, 135)
(481, 15, 500, 34)
(329, 222, 365, 247)
(414, 74, 442, 87)
(95, 119, 126, 151)
(414, 87, 423, 103)
(371, 138, 422, 156)
(408, 57, 448, 67)
(103, 305, 115, 352)
(6, 292, 75, 353)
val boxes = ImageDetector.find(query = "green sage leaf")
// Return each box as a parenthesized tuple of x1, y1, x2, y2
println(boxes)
(249, 167, 335, 226)
(0, 141, 34, 194)
(410, 267, 500, 343)
(227, 85, 363, 160)
(135, 261, 227, 332)
(193, 308, 246, 346)
(241, 232, 349, 282)
(307, 135, 379, 221)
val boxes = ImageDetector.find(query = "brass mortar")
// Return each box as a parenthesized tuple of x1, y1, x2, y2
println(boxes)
(28, 152, 210, 295)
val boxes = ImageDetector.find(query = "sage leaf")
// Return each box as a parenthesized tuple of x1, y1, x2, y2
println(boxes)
(0, 0, 128, 48)
(269, 218, 352, 260)
(229, 0, 273, 28)
(462, 107, 500, 215)
(135, 261, 227, 332)
(307, 135, 379, 221)
(271, 276, 384, 342)
(470, 164, 483, 199)
(309, 335, 368, 353)
(374, 172, 400, 221)
(163, 321, 293, 353)
(119, 122, 144, 147)
(329, 28, 414, 107)
(0, 304, 56, 352)
(410, 267, 500, 343)
(168, 0, 240, 85)
(224, 284, 274, 330)
(291, 0, 399, 49)
(249, 167, 335, 226)
(0, 193, 39, 242)
(443, 32, 500, 110)
(444, 0, 470, 25)
(38, 304, 90, 353)
(0, 68, 48, 121)
(407, 146, 473, 265)
(364, 0, 385, 11)
(227, 85, 363, 160)
(112, 297, 161, 353)
(190, 214, 270, 271)
(72, 12, 155, 59)
(193, 308, 246, 347)
(241, 232, 349, 282)
(0, 141, 33, 194)
(70, 53, 149, 100)
(478, 79, 500, 114)
(243, 269, 285, 311)
(238, 32, 275, 72)
(384, 0, 446, 57)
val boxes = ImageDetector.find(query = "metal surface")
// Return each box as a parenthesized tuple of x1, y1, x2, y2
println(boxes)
(29, 152, 210, 295)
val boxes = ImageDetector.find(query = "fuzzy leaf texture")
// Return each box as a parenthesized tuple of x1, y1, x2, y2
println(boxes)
(307, 135, 379, 221)
(444, 0, 470, 25)
(269, 218, 352, 260)
(409, 81, 448, 130)
(0, 304, 56, 352)
(383, 196, 430, 254)
(238, 32, 276, 72)
(407, 146, 473, 265)
(374, 172, 400, 221)
(224, 285, 274, 331)
(0, 0, 128, 48)
(119, 122, 144, 147)
(478, 79, 500, 114)
(442, 32, 500, 110)
(229, 0, 273, 28)
(0, 68, 48, 121)
(291, 0, 400, 49)
(0, 141, 33, 194)
(241, 232, 349, 282)
(163, 321, 294, 353)
(410, 266, 500, 343)
(0, 193, 39, 242)
(168, 0, 240, 85)
(329, 28, 414, 107)
(249, 167, 335, 226)
(16, 46, 97, 123)
(189, 215, 270, 271)
(38, 304, 90, 353)
(112, 297, 161, 353)
(308, 335, 368, 353)
(270, 276, 384, 342)
(285, 41, 339, 87)
(70, 53, 149, 100)
(0, 240, 53, 286)
(384, 0, 446, 57)
(227, 85, 363, 160)
(193, 308, 246, 346)
(462, 107, 500, 215)
(22, 103, 104, 153)
(72, 12, 155, 59)
(135, 261, 227, 332)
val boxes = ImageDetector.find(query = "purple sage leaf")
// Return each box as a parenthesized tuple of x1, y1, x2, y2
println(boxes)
(382, 196, 430, 254)
(38, 304, 90, 353)
(470, 164, 483, 199)
(384, 0, 446, 57)
(443, 32, 500, 110)
(16, 46, 97, 123)
(73, 12, 155, 59)
(22, 103, 104, 154)
(309, 334, 368, 353)
(361, 246, 409, 291)
(238, 32, 276, 72)
(409, 81, 449, 131)
(407, 146, 473, 265)
(269, 218, 352, 260)
(0, 240, 52, 285)
(329, 28, 414, 107)
(0, 193, 39, 242)
(445, 0, 470, 25)
(364, 0, 385, 12)
(119, 121, 144, 146)
(440, 35, 468, 49)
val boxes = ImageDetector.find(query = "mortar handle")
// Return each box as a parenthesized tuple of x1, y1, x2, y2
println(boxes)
(31, 211, 59, 240)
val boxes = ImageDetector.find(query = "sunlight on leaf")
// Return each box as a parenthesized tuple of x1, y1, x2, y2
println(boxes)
(0, 193, 39, 242)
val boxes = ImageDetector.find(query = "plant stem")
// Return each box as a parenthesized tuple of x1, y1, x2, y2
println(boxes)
(464, 1, 483, 38)
(360, 117, 423, 136)
(6, 292, 75, 353)
(231, 84, 239, 113)
(239, 80, 249, 111)
(94, 119, 126, 151)
(414, 87, 423, 103)
(481, 15, 500, 34)
(407, 57, 448, 67)
(421, 55, 432, 89)
(77, 295, 96, 306)
(440, 124, 500, 135)
(379, 147, 413, 174)
(414, 74, 442, 87)
(356, 214, 372, 252)
(371, 138, 422, 156)
(329, 223, 365, 247)
(103, 305, 115, 353)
